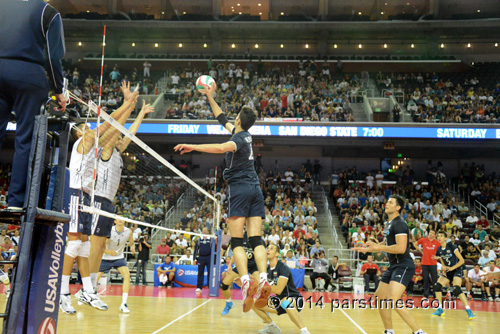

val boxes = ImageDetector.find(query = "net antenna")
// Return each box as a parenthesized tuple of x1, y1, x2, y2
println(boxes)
(212, 166, 221, 235)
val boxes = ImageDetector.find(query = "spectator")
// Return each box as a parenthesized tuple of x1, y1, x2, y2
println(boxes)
(175, 234, 189, 249)
(135, 234, 151, 285)
(155, 238, 170, 262)
(176, 249, 194, 265)
(309, 240, 325, 258)
(360, 255, 381, 291)
(482, 261, 500, 301)
(465, 264, 487, 300)
(143, 61, 151, 77)
(309, 251, 330, 291)
(414, 230, 441, 298)
(157, 256, 175, 287)
(406, 258, 423, 296)
(473, 225, 488, 241)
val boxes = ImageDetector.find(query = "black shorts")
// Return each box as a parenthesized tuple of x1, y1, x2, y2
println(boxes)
(233, 263, 258, 275)
(276, 295, 303, 316)
(99, 258, 128, 273)
(441, 268, 464, 283)
(227, 183, 265, 218)
(91, 196, 115, 237)
(381, 262, 415, 287)
(69, 188, 92, 235)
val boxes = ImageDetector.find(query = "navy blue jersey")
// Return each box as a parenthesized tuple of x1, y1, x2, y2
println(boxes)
(436, 242, 463, 270)
(0, 0, 65, 93)
(384, 215, 412, 265)
(268, 261, 300, 299)
(223, 130, 259, 185)
(194, 237, 212, 258)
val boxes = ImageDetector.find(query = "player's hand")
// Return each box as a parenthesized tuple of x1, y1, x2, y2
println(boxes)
(55, 93, 67, 112)
(140, 100, 155, 116)
(431, 255, 440, 260)
(174, 144, 194, 155)
(199, 81, 217, 99)
(442, 266, 450, 273)
(120, 81, 135, 101)
(110, 250, 118, 256)
(481, 273, 496, 281)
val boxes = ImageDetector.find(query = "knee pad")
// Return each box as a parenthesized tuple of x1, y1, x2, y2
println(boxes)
(434, 282, 443, 293)
(230, 237, 244, 250)
(220, 282, 230, 291)
(248, 236, 264, 250)
(452, 285, 463, 297)
(65, 239, 82, 258)
(78, 241, 91, 258)
(0, 274, 9, 285)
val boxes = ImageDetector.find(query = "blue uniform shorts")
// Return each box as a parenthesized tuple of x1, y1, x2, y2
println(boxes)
(91, 195, 115, 237)
(227, 183, 265, 218)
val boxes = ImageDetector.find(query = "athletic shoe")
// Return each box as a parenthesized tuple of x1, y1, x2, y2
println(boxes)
(446, 291, 452, 300)
(258, 323, 281, 334)
(466, 309, 475, 320)
(413, 331, 427, 334)
(254, 279, 272, 309)
(481, 296, 488, 301)
(119, 303, 130, 314)
(488, 296, 493, 302)
(221, 301, 233, 316)
(75, 288, 85, 305)
(196, 288, 202, 293)
(78, 291, 108, 310)
(242, 280, 257, 313)
(467, 292, 472, 300)
(59, 294, 76, 315)
(494, 297, 500, 302)
(432, 307, 444, 317)
(300, 330, 311, 334)
(5, 290, 10, 299)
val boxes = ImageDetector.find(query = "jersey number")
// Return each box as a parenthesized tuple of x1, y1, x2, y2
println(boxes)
(249, 146, 254, 160)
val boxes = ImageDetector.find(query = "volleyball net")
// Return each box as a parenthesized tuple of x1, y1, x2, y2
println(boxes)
(68, 91, 221, 242)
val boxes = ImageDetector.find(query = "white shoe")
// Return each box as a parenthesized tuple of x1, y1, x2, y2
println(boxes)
(120, 303, 130, 313)
(495, 297, 500, 302)
(75, 288, 85, 305)
(196, 288, 202, 293)
(78, 291, 108, 310)
(488, 296, 493, 302)
(59, 294, 76, 315)
(258, 323, 281, 334)
(300, 330, 311, 334)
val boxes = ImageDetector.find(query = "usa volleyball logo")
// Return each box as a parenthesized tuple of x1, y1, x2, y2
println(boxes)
(38, 317, 56, 334)
(178, 269, 185, 276)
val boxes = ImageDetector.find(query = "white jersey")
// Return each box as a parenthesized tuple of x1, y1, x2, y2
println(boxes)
(69, 137, 97, 193)
(95, 148, 123, 201)
(468, 269, 485, 282)
(103, 226, 131, 260)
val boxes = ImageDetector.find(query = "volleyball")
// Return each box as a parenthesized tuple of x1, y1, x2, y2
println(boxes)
(196, 75, 215, 93)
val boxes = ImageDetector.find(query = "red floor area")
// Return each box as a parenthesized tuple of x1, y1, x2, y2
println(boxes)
(69, 284, 500, 313)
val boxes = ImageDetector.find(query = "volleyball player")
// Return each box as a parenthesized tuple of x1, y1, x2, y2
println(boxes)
(87, 89, 154, 295)
(431, 231, 475, 319)
(220, 235, 262, 316)
(96, 219, 135, 313)
(0, 269, 10, 298)
(353, 195, 427, 334)
(174, 82, 270, 312)
(252, 244, 310, 334)
(60, 86, 138, 315)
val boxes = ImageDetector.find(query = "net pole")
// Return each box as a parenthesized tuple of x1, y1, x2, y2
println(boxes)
(212, 166, 217, 234)
(90, 25, 106, 208)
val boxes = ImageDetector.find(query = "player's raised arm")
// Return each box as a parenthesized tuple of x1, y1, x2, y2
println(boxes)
(116, 100, 154, 153)
(174, 141, 236, 155)
(200, 82, 235, 134)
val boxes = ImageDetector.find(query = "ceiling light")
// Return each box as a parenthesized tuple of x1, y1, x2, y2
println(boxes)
(161, 11, 164, 14)
(132, 43, 135, 47)
(231, 43, 235, 48)
(358, 12, 362, 15)
(280, 44, 284, 48)
(467, 43, 471, 48)
(495, 43, 498, 47)
(258, 3, 261, 6)
(203, 43, 207, 48)
(255, 44, 259, 49)
(381, 11, 384, 15)
(440, 43, 444, 48)
(86, 10, 89, 13)
(155, 43, 159, 48)
(238, 12, 242, 14)
(183, 11, 186, 14)
(383, 43, 388, 48)
(411, 43, 415, 48)
(179, 43, 183, 48)
(477, 9, 481, 13)
(78, 42, 82, 46)
(237, 3, 240, 6)
(305, 44, 309, 48)
(358, 44, 362, 49)
(259, 12, 262, 15)
(333, 44, 338, 48)
(281, 12, 284, 15)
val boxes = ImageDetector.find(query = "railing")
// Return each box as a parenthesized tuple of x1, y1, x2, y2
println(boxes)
(320, 187, 342, 249)
(382, 89, 405, 105)
(474, 199, 488, 218)
(150, 205, 174, 243)
(327, 248, 359, 271)
(362, 94, 374, 122)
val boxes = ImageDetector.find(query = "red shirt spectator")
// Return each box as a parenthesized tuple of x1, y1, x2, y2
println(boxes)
(361, 223, 373, 234)
(416, 235, 441, 265)
(281, 95, 288, 109)
(360, 262, 380, 273)
(413, 263, 423, 282)
(156, 239, 170, 255)
(293, 228, 306, 239)
(476, 216, 490, 229)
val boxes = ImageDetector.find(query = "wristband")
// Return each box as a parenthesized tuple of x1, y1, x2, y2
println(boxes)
(216, 113, 229, 127)
(280, 299, 291, 310)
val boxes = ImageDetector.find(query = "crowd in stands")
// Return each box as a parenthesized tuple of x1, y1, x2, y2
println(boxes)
(378, 71, 500, 123)
(0, 164, 19, 276)
(165, 60, 359, 122)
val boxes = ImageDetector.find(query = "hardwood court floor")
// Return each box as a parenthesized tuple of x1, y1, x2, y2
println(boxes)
(2, 286, 500, 333)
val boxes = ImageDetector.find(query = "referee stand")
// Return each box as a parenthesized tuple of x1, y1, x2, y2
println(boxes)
(0, 100, 71, 333)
